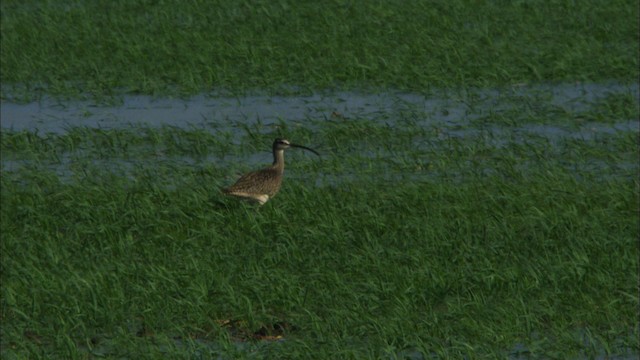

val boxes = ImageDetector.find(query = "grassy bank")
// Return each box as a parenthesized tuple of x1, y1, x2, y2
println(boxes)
(1, 0, 638, 99)
(1, 110, 638, 358)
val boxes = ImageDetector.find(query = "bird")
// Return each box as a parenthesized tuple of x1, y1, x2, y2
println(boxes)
(222, 138, 319, 205)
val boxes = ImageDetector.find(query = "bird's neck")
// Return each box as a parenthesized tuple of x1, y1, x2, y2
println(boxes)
(272, 149, 285, 172)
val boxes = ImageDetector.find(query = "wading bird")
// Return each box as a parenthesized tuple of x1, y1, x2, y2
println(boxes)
(222, 139, 319, 205)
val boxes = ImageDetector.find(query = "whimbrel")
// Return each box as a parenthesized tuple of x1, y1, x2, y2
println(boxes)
(222, 139, 319, 205)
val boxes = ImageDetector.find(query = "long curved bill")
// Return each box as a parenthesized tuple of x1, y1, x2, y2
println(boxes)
(290, 143, 320, 156)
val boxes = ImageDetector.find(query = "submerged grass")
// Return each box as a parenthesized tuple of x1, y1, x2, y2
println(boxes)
(1, 113, 638, 358)
(1, 0, 638, 100)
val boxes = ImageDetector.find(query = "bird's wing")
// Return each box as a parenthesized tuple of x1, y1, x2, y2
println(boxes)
(224, 167, 282, 195)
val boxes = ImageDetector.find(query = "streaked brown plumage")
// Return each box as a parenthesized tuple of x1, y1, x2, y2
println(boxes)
(222, 139, 319, 205)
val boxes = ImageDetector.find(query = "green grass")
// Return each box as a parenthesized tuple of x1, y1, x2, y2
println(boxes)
(1, 0, 638, 358)
(1, 0, 638, 100)
(1, 112, 638, 358)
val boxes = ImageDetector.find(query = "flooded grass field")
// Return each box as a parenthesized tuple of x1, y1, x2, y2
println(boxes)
(1, 0, 639, 359)
(2, 83, 638, 359)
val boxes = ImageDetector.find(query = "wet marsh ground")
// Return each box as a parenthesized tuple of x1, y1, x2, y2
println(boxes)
(1, 1, 639, 359)
(2, 83, 638, 359)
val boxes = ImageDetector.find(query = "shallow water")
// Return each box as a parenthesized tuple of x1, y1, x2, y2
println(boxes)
(2, 82, 637, 184)
(1, 82, 638, 135)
